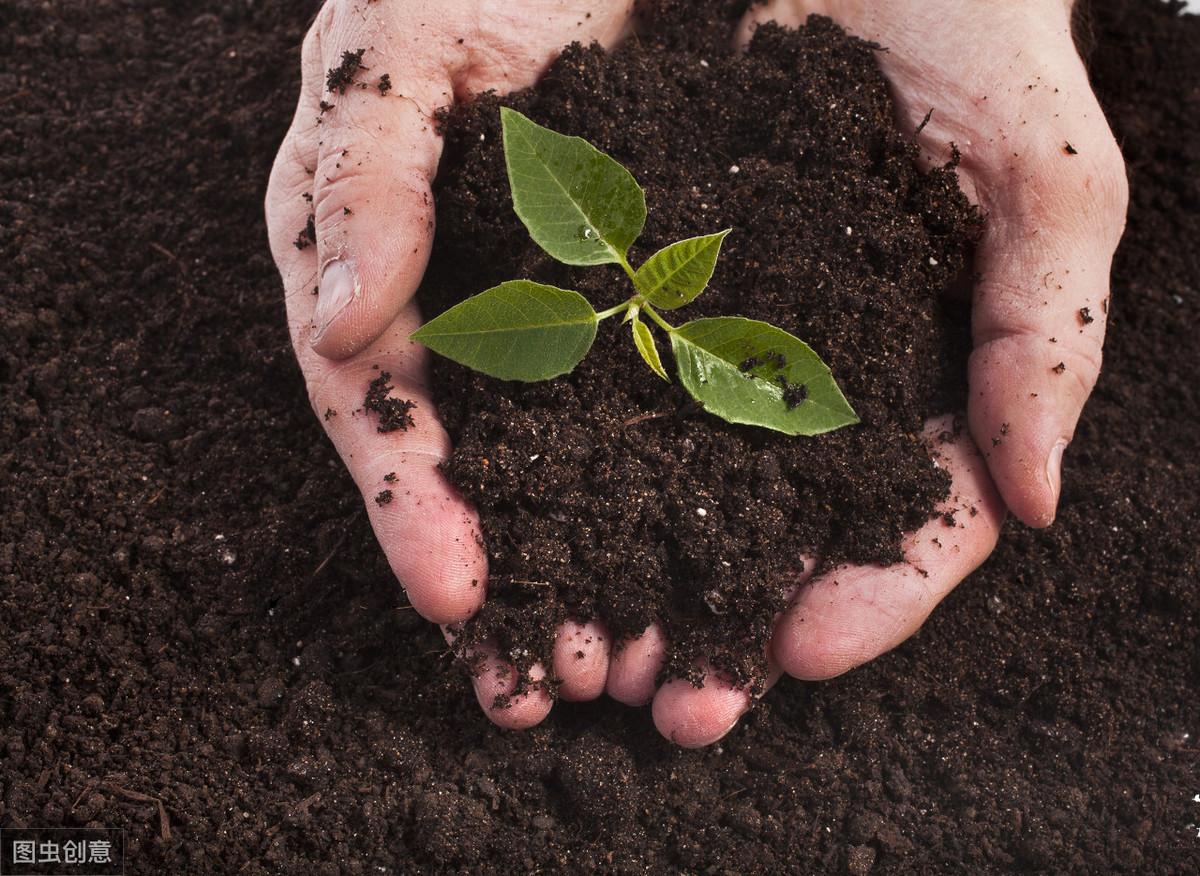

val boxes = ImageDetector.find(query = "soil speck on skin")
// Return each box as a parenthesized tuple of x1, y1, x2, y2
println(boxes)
(378, 73, 392, 95)
(326, 48, 366, 94)
(363, 371, 416, 433)
(375, 490, 393, 506)
(293, 214, 315, 250)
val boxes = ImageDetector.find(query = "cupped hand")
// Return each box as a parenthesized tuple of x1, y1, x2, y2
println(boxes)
(265, 0, 634, 730)
(636, 0, 1128, 747)
(740, 0, 1129, 526)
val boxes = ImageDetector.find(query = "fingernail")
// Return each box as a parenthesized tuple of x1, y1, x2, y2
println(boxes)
(312, 259, 358, 345)
(1045, 438, 1068, 503)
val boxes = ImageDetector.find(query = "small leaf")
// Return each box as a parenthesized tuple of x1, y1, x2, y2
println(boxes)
(632, 316, 669, 382)
(411, 280, 597, 381)
(634, 230, 730, 310)
(669, 317, 858, 435)
(501, 107, 646, 266)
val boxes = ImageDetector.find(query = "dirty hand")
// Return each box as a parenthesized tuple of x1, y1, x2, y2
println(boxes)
(265, 1, 643, 731)
(639, 0, 1128, 746)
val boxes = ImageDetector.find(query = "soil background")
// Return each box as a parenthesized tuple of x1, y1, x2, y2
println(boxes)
(1, 0, 1198, 873)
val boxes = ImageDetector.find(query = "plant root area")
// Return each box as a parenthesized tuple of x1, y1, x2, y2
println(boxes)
(1, 0, 1197, 872)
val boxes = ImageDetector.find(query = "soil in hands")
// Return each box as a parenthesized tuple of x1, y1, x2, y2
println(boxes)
(420, 17, 981, 694)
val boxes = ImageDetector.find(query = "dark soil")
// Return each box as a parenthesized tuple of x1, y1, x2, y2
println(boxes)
(1, 0, 1197, 873)
(424, 15, 979, 692)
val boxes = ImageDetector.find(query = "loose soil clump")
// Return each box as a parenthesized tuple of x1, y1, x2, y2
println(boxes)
(422, 16, 980, 691)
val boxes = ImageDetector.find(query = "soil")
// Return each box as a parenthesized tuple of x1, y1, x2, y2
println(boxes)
(1, 0, 1197, 874)
(423, 15, 979, 692)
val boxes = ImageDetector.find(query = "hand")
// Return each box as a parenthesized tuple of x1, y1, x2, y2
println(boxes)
(641, 0, 1128, 747)
(739, 0, 1129, 526)
(265, 0, 634, 729)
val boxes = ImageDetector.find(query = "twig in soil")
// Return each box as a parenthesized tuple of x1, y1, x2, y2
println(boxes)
(149, 241, 185, 272)
(0, 88, 31, 106)
(70, 780, 99, 814)
(265, 791, 322, 837)
(103, 782, 171, 841)
(621, 410, 669, 428)
(311, 528, 351, 579)
(915, 107, 934, 136)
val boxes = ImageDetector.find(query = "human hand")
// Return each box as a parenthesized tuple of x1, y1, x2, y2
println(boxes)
(739, 0, 1129, 526)
(265, 0, 635, 729)
(637, 0, 1128, 747)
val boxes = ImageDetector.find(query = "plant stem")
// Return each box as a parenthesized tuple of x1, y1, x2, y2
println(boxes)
(595, 301, 633, 321)
(618, 255, 638, 285)
(642, 304, 676, 333)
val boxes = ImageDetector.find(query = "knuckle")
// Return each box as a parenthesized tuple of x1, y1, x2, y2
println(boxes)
(304, 356, 360, 417)
(1063, 343, 1103, 396)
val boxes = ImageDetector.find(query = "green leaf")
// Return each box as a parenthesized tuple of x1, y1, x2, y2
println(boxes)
(411, 280, 597, 381)
(501, 107, 646, 266)
(632, 316, 669, 381)
(633, 230, 730, 310)
(669, 317, 858, 435)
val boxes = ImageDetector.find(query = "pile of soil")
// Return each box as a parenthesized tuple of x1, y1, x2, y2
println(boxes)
(1, 0, 1197, 873)
(423, 14, 980, 691)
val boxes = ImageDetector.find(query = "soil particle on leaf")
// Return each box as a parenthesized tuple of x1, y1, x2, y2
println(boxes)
(363, 371, 416, 433)
(775, 375, 808, 409)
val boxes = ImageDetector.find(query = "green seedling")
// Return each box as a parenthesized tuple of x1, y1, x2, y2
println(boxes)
(411, 108, 858, 436)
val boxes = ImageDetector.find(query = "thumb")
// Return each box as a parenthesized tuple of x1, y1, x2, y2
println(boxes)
(307, 32, 452, 359)
(968, 134, 1127, 527)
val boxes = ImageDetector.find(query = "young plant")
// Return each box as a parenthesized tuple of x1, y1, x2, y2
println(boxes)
(411, 108, 858, 436)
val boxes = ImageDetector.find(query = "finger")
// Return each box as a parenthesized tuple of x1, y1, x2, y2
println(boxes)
(605, 623, 668, 707)
(305, 4, 454, 359)
(648, 561, 816, 746)
(968, 133, 1128, 527)
(449, 630, 554, 731)
(772, 416, 1005, 681)
(295, 302, 487, 624)
(265, 26, 324, 319)
(652, 662, 783, 749)
(552, 620, 611, 702)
